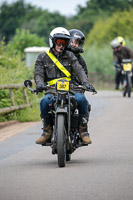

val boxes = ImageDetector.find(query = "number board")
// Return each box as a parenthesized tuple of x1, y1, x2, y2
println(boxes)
(57, 81, 69, 91)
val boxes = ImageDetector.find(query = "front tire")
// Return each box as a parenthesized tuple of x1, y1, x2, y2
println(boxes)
(57, 114, 66, 167)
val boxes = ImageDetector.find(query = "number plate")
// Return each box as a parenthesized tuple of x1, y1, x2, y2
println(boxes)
(123, 63, 132, 71)
(57, 81, 69, 91)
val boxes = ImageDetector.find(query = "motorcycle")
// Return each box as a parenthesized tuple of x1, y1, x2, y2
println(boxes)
(24, 79, 97, 167)
(121, 59, 133, 97)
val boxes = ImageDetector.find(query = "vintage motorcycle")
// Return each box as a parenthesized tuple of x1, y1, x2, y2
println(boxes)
(121, 59, 133, 97)
(24, 79, 97, 167)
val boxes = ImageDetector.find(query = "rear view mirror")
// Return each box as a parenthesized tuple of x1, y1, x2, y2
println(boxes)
(24, 80, 32, 87)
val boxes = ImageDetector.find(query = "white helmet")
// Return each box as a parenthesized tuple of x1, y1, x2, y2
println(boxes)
(110, 39, 121, 49)
(49, 27, 70, 48)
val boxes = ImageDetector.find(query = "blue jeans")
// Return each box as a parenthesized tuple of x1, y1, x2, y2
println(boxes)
(40, 92, 88, 118)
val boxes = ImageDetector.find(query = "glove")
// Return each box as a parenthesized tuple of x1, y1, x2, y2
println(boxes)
(114, 62, 122, 72)
(114, 64, 121, 71)
(83, 82, 96, 92)
(36, 83, 46, 92)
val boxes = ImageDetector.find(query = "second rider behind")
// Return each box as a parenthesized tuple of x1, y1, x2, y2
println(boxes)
(68, 28, 92, 139)
(68, 29, 88, 83)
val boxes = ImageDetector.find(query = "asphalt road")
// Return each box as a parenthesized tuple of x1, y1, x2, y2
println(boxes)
(0, 90, 133, 200)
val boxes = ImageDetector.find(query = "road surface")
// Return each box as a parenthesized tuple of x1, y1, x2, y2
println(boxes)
(0, 90, 133, 200)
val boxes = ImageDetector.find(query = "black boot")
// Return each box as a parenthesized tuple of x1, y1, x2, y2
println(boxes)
(79, 114, 92, 144)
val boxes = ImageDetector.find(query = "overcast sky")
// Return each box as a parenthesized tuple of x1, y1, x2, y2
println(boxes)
(0, 0, 87, 16)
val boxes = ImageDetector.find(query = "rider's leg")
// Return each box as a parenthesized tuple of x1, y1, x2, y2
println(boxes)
(132, 67, 133, 87)
(115, 70, 121, 89)
(36, 94, 53, 144)
(74, 92, 92, 144)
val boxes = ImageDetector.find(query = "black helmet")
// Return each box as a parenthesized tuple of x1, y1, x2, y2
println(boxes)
(68, 29, 85, 54)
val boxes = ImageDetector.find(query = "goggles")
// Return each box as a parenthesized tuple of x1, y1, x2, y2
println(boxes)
(113, 46, 120, 51)
(56, 39, 68, 46)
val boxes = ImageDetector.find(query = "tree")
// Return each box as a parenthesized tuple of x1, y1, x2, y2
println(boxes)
(0, 0, 67, 45)
(0, 0, 34, 42)
(85, 8, 133, 46)
(8, 29, 45, 55)
(67, 0, 133, 36)
(22, 10, 67, 45)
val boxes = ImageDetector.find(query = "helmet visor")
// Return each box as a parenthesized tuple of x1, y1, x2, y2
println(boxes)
(70, 38, 84, 49)
(56, 39, 68, 47)
(113, 46, 121, 51)
(70, 39, 79, 47)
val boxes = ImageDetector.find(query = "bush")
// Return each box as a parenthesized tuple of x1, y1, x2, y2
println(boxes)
(85, 8, 133, 46)
(0, 39, 41, 122)
(7, 28, 46, 56)
(83, 44, 114, 76)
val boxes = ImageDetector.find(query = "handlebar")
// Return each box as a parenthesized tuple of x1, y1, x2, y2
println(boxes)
(122, 59, 133, 63)
(25, 83, 97, 95)
(71, 84, 97, 94)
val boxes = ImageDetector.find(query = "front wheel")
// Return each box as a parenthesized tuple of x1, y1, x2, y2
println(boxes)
(57, 114, 66, 167)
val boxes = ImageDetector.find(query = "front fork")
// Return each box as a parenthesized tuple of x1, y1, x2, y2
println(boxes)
(122, 72, 132, 88)
(51, 93, 70, 153)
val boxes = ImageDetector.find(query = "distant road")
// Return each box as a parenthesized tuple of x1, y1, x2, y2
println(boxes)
(0, 90, 133, 200)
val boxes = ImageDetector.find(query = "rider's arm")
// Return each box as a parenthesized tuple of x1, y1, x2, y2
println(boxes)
(113, 61, 121, 68)
(34, 53, 45, 85)
(124, 46, 133, 59)
(69, 51, 89, 84)
(78, 55, 88, 77)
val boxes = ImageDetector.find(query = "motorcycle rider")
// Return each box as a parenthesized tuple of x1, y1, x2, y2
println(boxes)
(34, 27, 96, 145)
(110, 37, 133, 89)
(68, 29, 88, 82)
(68, 28, 92, 134)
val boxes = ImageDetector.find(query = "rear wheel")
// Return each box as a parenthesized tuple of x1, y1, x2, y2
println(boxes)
(57, 114, 66, 167)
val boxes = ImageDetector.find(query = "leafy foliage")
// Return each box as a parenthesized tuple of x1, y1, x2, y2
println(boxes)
(83, 44, 114, 76)
(8, 29, 45, 55)
(67, 0, 133, 35)
(0, 0, 67, 45)
(0, 0, 33, 42)
(22, 10, 67, 45)
(85, 8, 133, 46)
(0, 90, 11, 109)
(1, 0, 133, 45)
(0, 39, 40, 122)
